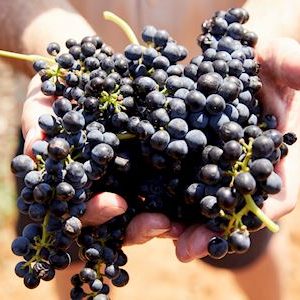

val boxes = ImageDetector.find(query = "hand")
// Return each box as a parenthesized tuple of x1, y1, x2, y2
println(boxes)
(21, 75, 183, 243)
(172, 37, 300, 263)
(23, 36, 300, 263)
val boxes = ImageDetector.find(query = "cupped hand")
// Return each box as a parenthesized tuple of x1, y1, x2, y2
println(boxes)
(22, 36, 300, 263)
(21, 74, 183, 245)
(173, 37, 300, 263)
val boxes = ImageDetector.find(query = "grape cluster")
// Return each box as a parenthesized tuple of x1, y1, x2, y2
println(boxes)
(9, 8, 297, 299)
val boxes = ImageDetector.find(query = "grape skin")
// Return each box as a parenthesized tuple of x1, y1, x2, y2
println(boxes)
(9, 8, 297, 299)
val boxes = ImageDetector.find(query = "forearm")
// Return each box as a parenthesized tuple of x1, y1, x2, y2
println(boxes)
(0, 0, 95, 75)
(244, 0, 300, 41)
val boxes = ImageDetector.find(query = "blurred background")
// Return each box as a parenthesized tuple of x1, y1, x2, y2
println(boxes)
(0, 59, 299, 299)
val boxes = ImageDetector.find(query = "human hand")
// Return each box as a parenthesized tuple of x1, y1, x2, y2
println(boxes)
(172, 37, 300, 263)
(22, 36, 300, 263)
(22, 74, 184, 244)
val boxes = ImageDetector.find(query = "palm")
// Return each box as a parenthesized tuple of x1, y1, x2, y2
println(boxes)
(254, 37, 300, 219)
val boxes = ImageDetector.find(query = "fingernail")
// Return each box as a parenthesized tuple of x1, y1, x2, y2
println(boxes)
(100, 206, 126, 218)
(24, 127, 38, 156)
(178, 248, 191, 263)
(148, 227, 170, 236)
(25, 127, 37, 144)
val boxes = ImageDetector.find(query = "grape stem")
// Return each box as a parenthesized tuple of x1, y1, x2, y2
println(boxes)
(24, 211, 52, 267)
(103, 11, 140, 45)
(244, 194, 279, 232)
(0, 49, 54, 63)
(223, 138, 279, 236)
(117, 133, 136, 140)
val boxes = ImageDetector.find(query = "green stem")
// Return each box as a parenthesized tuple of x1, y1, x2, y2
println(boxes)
(117, 133, 136, 140)
(244, 194, 279, 233)
(40, 211, 51, 246)
(0, 50, 54, 63)
(24, 211, 51, 267)
(224, 137, 280, 236)
(103, 11, 140, 45)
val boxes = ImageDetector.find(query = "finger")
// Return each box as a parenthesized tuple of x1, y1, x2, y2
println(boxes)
(262, 195, 297, 221)
(22, 76, 55, 156)
(158, 222, 185, 239)
(21, 75, 54, 137)
(262, 38, 300, 90)
(124, 213, 171, 246)
(80, 192, 127, 226)
(175, 225, 216, 263)
(23, 126, 45, 157)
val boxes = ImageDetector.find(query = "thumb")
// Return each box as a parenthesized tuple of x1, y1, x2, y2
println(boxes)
(80, 192, 127, 226)
(260, 38, 300, 90)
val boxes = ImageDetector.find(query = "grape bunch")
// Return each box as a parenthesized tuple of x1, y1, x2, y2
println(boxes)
(5, 8, 297, 300)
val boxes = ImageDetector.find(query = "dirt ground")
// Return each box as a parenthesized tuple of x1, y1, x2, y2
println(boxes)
(0, 60, 300, 300)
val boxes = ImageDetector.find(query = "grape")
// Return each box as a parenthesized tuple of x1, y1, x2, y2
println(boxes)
(63, 111, 85, 133)
(111, 269, 129, 287)
(166, 118, 189, 139)
(49, 251, 71, 270)
(242, 212, 263, 231)
(24, 273, 40, 289)
(208, 146, 223, 164)
(150, 130, 170, 151)
(218, 80, 240, 102)
(197, 72, 223, 95)
(188, 111, 209, 129)
(184, 90, 206, 112)
(283, 132, 297, 145)
(185, 129, 207, 151)
(145, 90, 166, 109)
(206, 94, 226, 115)
(197, 61, 214, 75)
(249, 158, 273, 181)
(11, 237, 31, 256)
(162, 43, 181, 63)
(216, 187, 237, 210)
(209, 113, 230, 131)
(41, 80, 56, 96)
(234, 172, 256, 194)
(32, 140, 49, 158)
(199, 195, 220, 218)
(136, 120, 155, 139)
(228, 230, 251, 253)
(91, 144, 114, 165)
(220, 121, 243, 141)
(11, 155, 36, 177)
(90, 279, 103, 292)
(166, 140, 188, 159)
(244, 124, 262, 140)
(207, 237, 228, 259)
(15, 261, 30, 278)
(185, 183, 205, 204)
(8, 8, 297, 298)
(124, 44, 143, 60)
(199, 164, 220, 185)
(63, 217, 82, 237)
(153, 29, 169, 46)
(261, 172, 282, 194)
(48, 138, 70, 161)
(222, 140, 242, 161)
(56, 53, 74, 69)
(33, 183, 52, 203)
(252, 135, 275, 158)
